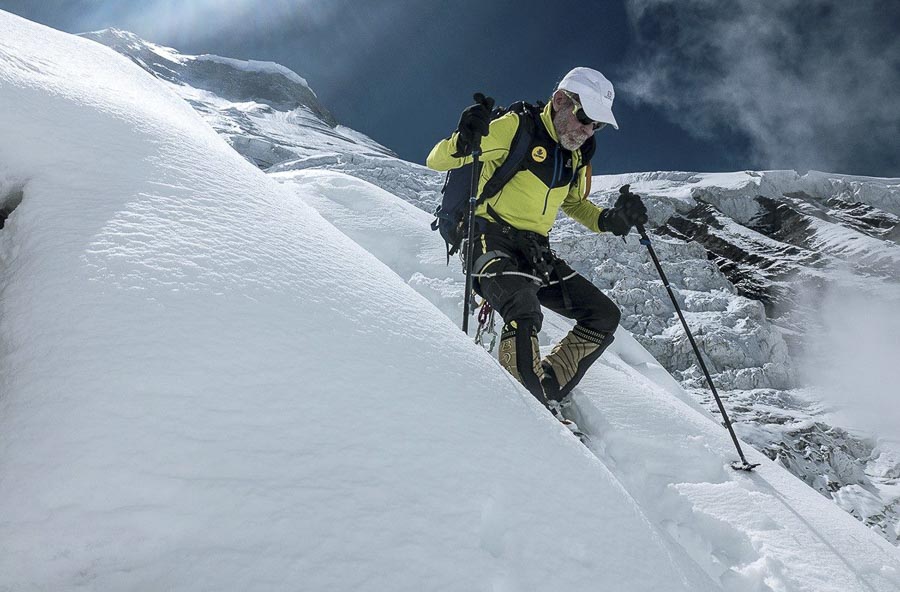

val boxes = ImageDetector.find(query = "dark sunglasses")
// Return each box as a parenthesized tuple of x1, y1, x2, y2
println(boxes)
(563, 91, 607, 131)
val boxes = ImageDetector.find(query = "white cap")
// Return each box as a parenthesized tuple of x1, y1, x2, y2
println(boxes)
(557, 67, 619, 130)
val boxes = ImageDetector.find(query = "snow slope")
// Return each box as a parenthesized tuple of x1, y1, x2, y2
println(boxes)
(0, 11, 720, 592)
(2, 10, 899, 591)
(276, 168, 900, 590)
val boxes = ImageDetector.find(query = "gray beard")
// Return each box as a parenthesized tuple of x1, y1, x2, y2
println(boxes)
(559, 131, 589, 151)
(552, 108, 591, 151)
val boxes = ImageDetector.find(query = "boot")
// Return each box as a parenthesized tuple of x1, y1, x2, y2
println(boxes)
(542, 325, 614, 400)
(498, 321, 546, 404)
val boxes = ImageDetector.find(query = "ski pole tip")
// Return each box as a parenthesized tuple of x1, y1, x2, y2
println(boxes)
(730, 460, 761, 471)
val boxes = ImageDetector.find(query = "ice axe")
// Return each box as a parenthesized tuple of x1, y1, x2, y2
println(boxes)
(623, 185, 760, 471)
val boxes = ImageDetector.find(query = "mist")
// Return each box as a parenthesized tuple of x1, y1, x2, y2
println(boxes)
(621, 0, 900, 177)
(800, 281, 900, 444)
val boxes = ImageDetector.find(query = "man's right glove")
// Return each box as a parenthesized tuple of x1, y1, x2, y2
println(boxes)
(452, 93, 495, 158)
(598, 184, 649, 236)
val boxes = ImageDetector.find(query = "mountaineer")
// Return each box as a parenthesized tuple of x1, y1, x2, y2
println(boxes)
(426, 67, 648, 426)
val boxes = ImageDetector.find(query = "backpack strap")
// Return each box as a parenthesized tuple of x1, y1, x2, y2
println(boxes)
(479, 102, 540, 201)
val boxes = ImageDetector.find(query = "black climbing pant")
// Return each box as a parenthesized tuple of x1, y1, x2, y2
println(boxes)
(471, 221, 620, 403)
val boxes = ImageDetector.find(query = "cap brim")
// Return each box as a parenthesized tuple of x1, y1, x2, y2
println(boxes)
(580, 96, 619, 130)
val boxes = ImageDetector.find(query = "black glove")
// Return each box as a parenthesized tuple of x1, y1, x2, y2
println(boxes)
(452, 93, 495, 157)
(598, 184, 649, 236)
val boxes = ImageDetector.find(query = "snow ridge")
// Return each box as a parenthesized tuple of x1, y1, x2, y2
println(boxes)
(193, 54, 312, 91)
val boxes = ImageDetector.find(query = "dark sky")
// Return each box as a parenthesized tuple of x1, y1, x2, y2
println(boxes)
(1, 0, 897, 177)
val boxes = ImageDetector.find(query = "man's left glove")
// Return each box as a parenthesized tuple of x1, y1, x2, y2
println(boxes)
(598, 184, 649, 236)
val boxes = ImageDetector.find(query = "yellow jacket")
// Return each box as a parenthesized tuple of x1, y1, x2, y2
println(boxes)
(426, 102, 602, 236)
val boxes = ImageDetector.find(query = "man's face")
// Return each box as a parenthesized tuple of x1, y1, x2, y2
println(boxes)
(551, 91, 598, 151)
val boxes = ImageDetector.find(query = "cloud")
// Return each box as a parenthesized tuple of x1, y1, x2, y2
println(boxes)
(72, 0, 343, 46)
(66, 0, 413, 104)
(621, 0, 900, 176)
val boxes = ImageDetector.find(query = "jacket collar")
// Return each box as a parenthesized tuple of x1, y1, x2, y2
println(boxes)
(540, 102, 560, 143)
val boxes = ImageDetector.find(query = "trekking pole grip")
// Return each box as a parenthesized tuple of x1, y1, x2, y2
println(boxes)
(470, 92, 494, 153)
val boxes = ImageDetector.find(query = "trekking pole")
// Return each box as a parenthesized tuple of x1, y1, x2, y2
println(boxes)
(627, 187, 759, 471)
(461, 148, 482, 334)
(461, 93, 492, 334)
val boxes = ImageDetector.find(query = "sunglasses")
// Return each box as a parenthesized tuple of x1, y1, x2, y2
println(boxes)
(563, 91, 607, 131)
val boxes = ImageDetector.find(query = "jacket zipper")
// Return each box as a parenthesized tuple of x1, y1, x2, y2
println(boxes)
(542, 145, 560, 215)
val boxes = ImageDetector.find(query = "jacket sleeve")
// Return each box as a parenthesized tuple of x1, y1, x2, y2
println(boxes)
(561, 162, 604, 233)
(425, 113, 520, 171)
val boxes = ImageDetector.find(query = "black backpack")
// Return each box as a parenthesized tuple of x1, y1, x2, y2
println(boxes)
(430, 100, 595, 262)
(430, 101, 541, 261)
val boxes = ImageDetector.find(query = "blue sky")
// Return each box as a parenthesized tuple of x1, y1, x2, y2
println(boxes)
(1, 0, 897, 177)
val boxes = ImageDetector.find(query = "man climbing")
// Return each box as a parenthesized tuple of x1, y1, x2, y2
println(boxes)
(426, 67, 648, 425)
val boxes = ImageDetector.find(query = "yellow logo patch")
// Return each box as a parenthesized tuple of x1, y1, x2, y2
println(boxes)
(531, 146, 548, 162)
